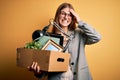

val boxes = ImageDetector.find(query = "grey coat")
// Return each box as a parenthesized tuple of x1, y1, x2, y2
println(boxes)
(39, 21, 101, 80)
(68, 21, 101, 80)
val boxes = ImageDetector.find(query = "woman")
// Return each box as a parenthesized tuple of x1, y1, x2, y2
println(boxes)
(29, 2, 101, 80)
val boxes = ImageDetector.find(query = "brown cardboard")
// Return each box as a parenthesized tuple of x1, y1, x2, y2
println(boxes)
(16, 48, 70, 72)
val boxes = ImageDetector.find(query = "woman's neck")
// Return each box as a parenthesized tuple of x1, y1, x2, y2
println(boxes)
(55, 26, 68, 34)
(61, 26, 68, 33)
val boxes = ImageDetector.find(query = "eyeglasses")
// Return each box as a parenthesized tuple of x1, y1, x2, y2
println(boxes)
(60, 11, 72, 17)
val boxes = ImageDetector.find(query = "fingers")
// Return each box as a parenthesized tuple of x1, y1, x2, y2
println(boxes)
(33, 62, 37, 70)
(27, 62, 41, 73)
(70, 9, 81, 23)
(36, 65, 40, 73)
(70, 9, 76, 16)
(31, 62, 36, 69)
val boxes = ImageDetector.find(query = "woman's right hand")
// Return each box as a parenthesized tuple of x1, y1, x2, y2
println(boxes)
(28, 62, 41, 74)
(70, 9, 81, 23)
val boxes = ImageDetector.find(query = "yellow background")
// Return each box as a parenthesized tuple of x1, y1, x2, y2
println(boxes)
(0, 0, 120, 80)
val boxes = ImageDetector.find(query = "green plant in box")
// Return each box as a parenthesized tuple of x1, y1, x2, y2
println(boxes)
(25, 41, 41, 49)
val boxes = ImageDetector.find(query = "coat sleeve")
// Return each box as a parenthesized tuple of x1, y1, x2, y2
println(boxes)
(78, 21, 101, 44)
(34, 72, 48, 79)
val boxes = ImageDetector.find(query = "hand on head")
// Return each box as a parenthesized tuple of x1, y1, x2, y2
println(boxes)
(69, 9, 81, 23)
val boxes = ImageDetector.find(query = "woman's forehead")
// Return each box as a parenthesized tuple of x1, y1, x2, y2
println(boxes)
(61, 7, 70, 13)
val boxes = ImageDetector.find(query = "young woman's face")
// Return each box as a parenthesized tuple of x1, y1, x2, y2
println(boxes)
(59, 7, 72, 27)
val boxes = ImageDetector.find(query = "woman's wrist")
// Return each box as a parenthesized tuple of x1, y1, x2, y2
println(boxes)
(76, 17, 81, 23)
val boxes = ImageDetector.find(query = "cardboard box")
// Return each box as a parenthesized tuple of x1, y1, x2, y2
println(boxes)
(16, 48, 70, 72)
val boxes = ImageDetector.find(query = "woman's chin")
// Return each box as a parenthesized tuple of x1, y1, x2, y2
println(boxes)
(61, 24, 70, 27)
